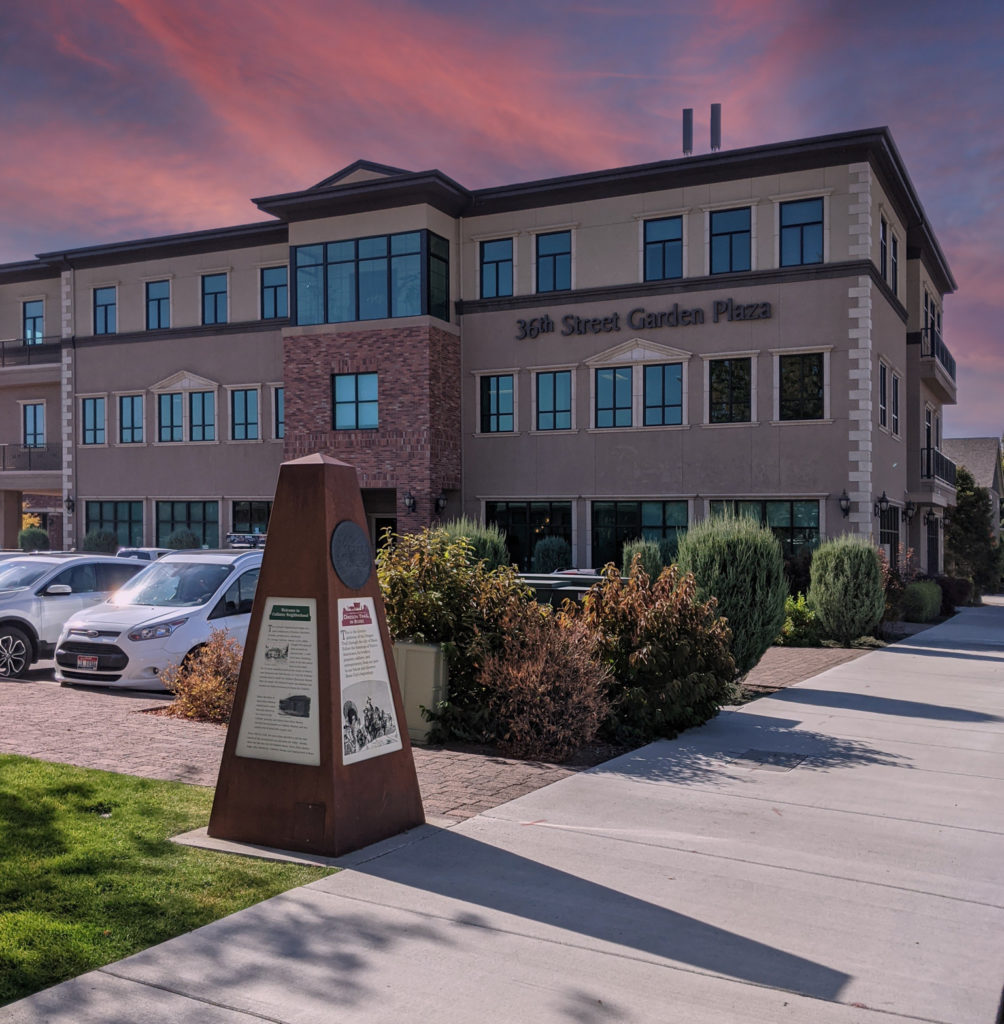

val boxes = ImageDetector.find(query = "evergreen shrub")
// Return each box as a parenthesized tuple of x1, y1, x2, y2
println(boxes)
(807, 537, 885, 644)
(531, 535, 571, 573)
(81, 529, 118, 553)
(676, 513, 787, 677)
(900, 580, 942, 623)
(621, 538, 662, 579)
(166, 529, 201, 550)
(658, 536, 680, 568)
(775, 593, 825, 646)
(17, 526, 50, 551)
(439, 516, 511, 569)
(935, 575, 972, 614)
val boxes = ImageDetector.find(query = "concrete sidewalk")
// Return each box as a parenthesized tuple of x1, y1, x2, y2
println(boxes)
(5, 603, 1004, 1022)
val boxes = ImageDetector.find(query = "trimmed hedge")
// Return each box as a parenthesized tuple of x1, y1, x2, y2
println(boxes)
(17, 526, 50, 551)
(531, 535, 572, 573)
(900, 580, 942, 623)
(440, 516, 511, 570)
(808, 537, 885, 644)
(621, 539, 663, 579)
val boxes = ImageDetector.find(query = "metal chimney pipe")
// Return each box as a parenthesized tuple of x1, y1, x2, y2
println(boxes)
(710, 104, 722, 151)
(682, 108, 693, 156)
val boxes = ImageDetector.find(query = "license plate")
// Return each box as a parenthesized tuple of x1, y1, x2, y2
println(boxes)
(76, 655, 99, 671)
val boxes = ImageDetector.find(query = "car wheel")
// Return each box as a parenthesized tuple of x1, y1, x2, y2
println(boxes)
(0, 626, 32, 679)
(181, 645, 206, 671)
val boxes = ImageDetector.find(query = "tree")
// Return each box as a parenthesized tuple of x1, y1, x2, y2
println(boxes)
(945, 466, 1001, 596)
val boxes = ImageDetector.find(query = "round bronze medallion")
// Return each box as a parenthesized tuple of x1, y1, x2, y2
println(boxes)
(329, 520, 373, 590)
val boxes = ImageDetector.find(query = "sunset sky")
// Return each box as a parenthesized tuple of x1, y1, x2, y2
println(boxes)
(1, 0, 1000, 437)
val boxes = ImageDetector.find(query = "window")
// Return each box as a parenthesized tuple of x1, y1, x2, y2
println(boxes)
(595, 367, 632, 428)
(778, 353, 824, 421)
(333, 373, 378, 430)
(780, 198, 823, 266)
(202, 273, 227, 325)
(535, 231, 571, 293)
(485, 500, 572, 571)
(879, 505, 899, 569)
(210, 568, 260, 618)
(158, 393, 183, 442)
(644, 217, 683, 281)
(146, 280, 170, 330)
(480, 239, 513, 298)
(890, 236, 899, 293)
(293, 230, 448, 325)
(85, 500, 143, 546)
(22, 300, 43, 345)
(274, 387, 284, 439)
(710, 499, 819, 557)
(190, 391, 216, 442)
(591, 500, 688, 569)
(535, 371, 571, 431)
(119, 395, 143, 444)
(479, 374, 513, 433)
(23, 403, 44, 447)
(643, 363, 683, 426)
(878, 362, 888, 428)
(709, 358, 751, 423)
(232, 500, 272, 535)
(879, 217, 888, 280)
(156, 501, 219, 548)
(710, 207, 750, 274)
(261, 266, 288, 319)
(892, 374, 900, 436)
(81, 397, 105, 445)
(93, 287, 116, 335)
(230, 389, 258, 440)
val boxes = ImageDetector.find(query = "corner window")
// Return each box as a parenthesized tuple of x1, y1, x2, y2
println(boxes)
(230, 389, 259, 440)
(643, 363, 683, 426)
(644, 217, 683, 281)
(22, 300, 43, 345)
(710, 208, 750, 274)
(82, 397, 106, 445)
(535, 370, 571, 431)
(93, 287, 117, 335)
(479, 374, 514, 433)
(146, 281, 170, 330)
(202, 273, 227, 325)
(158, 393, 183, 442)
(779, 353, 824, 421)
(261, 266, 288, 320)
(535, 231, 571, 293)
(709, 358, 751, 423)
(119, 395, 143, 444)
(595, 367, 632, 428)
(779, 198, 822, 266)
(190, 391, 216, 442)
(480, 239, 513, 298)
(274, 387, 284, 439)
(23, 403, 45, 446)
(333, 373, 378, 430)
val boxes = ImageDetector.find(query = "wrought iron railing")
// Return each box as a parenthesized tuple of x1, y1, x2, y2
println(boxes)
(0, 443, 62, 472)
(920, 327, 956, 382)
(0, 337, 62, 368)
(920, 447, 956, 486)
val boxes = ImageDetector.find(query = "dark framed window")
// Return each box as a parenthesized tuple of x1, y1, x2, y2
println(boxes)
(591, 500, 688, 569)
(23, 403, 44, 447)
(535, 231, 571, 293)
(158, 393, 183, 442)
(119, 395, 143, 444)
(85, 500, 143, 547)
(878, 362, 888, 428)
(293, 230, 448, 325)
(93, 287, 116, 335)
(710, 207, 751, 274)
(535, 371, 571, 431)
(891, 374, 900, 435)
(232, 500, 272, 535)
(880, 217, 888, 280)
(480, 238, 513, 298)
(274, 387, 284, 439)
(644, 217, 683, 281)
(190, 391, 216, 442)
(146, 280, 170, 330)
(780, 198, 823, 266)
(82, 397, 105, 445)
(230, 389, 259, 440)
(156, 500, 218, 548)
(333, 373, 378, 430)
(879, 505, 899, 569)
(261, 266, 288, 320)
(22, 300, 43, 344)
(202, 273, 227, 325)
(485, 500, 572, 571)
(709, 358, 751, 423)
(644, 363, 683, 425)
(711, 499, 819, 558)
(779, 353, 824, 421)
(479, 374, 513, 433)
(891, 236, 899, 293)
(595, 367, 631, 428)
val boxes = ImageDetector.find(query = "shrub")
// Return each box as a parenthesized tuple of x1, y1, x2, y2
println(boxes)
(439, 516, 511, 569)
(900, 580, 942, 623)
(81, 528, 118, 553)
(481, 606, 610, 761)
(783, 549, 813, 597)
(162, 629, 243, 723)
(17, 526, 49, 551)
(935, 575, 972, 614)
(621, 538, 662, 579)
(658, 536, 680, 567)
(676, 514, 787, 677)
(808, 537, 885, 644)
(775, 593, 825, 646)
(567, 559, 737, 745)
(166, 529, 202, 550)
(945, 466, 1001, 596)
(531, 535, 572, 573)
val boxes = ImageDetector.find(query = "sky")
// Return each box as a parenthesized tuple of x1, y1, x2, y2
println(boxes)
(1, 0, 1001, 437)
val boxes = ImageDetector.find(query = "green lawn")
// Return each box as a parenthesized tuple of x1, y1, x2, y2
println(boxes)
(0, 754, 334, 1005)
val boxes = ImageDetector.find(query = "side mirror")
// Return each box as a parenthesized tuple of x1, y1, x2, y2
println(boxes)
(45, 583, 73, 596)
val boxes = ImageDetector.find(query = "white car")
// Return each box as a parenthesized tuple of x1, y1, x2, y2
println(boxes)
(55, 550, 262, 691)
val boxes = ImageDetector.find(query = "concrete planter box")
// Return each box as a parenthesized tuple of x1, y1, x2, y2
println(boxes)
(392, 641, 448, 745)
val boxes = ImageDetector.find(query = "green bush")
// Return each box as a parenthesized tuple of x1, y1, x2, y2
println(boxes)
(676, 514, 787, 677)
(807, 537, 885, 644)
(166, 529, 202, 550)
(775, 593, 825, 646)
(17, 526, 49, 551)
(439, 516, 511, 569)
(566, 559, 737, 745)
(935, 575, 972, 614)
(81, 528, 118, 553)
(621, 538, 662, 579)
(658, 536, 681, 567)
(531, 535, 572, 573)
(900, 580, 942, 623)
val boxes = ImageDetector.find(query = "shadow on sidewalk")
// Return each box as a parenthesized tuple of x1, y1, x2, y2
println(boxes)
(773, 687, 1004, 723)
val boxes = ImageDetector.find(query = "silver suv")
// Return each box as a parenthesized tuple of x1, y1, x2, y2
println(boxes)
(0, 554, 145, 678)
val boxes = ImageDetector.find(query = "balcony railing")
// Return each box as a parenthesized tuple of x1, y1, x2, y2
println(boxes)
(0, 443, 63, 472)
(920, 327, 956, 382)
(920, 447, 956, 487)
(0, 337, 62, 368)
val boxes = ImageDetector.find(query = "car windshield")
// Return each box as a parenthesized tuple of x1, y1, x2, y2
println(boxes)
(0, 561, 51, 591)
(110, 561, 232, 608)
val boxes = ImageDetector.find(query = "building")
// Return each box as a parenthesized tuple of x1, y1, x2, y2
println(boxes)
(0, 126, 958, 573)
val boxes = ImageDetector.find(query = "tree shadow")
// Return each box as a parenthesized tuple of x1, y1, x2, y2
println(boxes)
(877, 643, 1004, 663)
(773, 686, 1004, 723)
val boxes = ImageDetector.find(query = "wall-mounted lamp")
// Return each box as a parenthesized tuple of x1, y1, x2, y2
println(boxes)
(923, 507, 937, 526)
(64, 496, 75, 514)
(901, 500, 916, 523)
(435, 491, 448, 514)
(873, 491, 890, 517)
(838, 490, 851, 518)
(403, 491, 416, 514)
